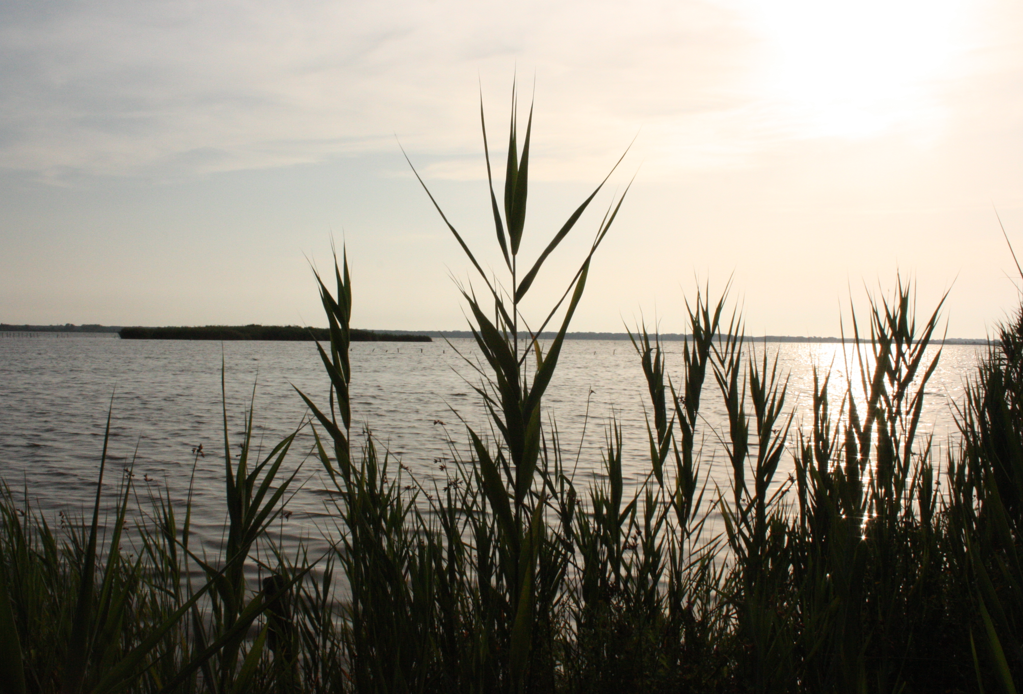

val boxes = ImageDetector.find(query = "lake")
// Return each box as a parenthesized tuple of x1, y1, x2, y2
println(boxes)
(0, 333, 985, 560)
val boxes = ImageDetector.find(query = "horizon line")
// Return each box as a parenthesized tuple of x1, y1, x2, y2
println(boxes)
(0, 323, 993, 344)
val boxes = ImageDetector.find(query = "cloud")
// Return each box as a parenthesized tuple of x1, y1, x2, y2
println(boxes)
(0, 0, 759, 181)
(1, 0, 1019, 193)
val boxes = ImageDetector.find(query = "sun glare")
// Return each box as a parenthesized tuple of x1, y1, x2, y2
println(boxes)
(745, 0, 970, 139)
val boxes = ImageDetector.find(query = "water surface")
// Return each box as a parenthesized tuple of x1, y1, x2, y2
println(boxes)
(0, 334, 984, 559)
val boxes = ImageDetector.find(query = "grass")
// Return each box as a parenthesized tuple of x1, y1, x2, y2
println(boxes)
(2, 84, 1021, 693)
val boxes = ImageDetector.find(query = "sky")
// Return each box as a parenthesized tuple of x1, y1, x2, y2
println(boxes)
(2, 0, 1023, 338)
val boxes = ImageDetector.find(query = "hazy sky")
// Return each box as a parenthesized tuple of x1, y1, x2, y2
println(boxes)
(2, 0, 1023, 337)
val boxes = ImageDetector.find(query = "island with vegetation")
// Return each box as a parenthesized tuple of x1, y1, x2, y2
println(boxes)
(117, 325, 431, 342)
(0, 323, 121, 333)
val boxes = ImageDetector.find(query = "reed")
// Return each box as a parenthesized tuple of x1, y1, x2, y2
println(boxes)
(0, 382, 306, 694)
(2, 86, 1022, 692)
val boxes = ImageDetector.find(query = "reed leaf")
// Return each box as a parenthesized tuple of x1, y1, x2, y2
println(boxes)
(480, 91, 511, 269)
(0, 558, 26, 694)
(505, 91, 531, 255)
(61, 398, 114, 694)
(515, 149, 630, 304)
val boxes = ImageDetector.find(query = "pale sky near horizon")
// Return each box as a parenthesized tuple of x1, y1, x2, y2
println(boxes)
(3, 0, 1023, 338)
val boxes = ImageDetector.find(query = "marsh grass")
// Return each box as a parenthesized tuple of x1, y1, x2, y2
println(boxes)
(2, 87, 1022, 693)
(0, 379, 309, 694)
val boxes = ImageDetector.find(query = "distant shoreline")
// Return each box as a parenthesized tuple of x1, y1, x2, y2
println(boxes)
(0, 324, 991, 345)
(417, 330, 991, 345)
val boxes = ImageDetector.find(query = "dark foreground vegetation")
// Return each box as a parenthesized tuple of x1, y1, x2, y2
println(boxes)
(118, 325, 431, 342)
(1, 91, 1021, 693)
